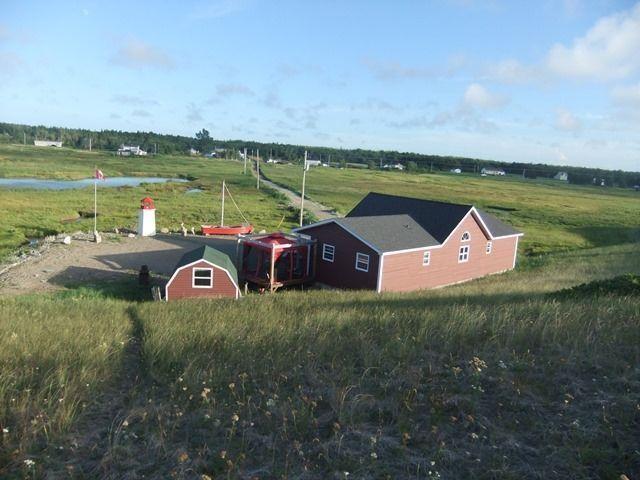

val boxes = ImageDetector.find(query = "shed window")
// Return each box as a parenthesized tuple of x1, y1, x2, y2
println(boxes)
(192, 268, 213, 288)
(355, 252, 370, 272)
(486, 241, 492, 254)
(322, 244, 335, 262)
(422, 251, 431, 266)
(458, 245, 470, 263)
(461, 231, 471, 242)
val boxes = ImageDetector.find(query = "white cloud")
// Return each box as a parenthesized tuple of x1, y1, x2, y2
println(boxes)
(485, 59, 545, 84)
(186, 103, 203, 122)
(546, 3, 640, 80)
(555, 108, 582, 132)
(215, 83, 254, 96)
(110, 38, 174, 70)
(463, 83, 508, 109)
(362, 54, 467, 81)
(611, 83, 640, 107)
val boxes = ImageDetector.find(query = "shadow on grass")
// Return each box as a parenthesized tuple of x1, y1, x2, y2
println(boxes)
(571, 225, 640, 248)
(48, 266, 154, 301)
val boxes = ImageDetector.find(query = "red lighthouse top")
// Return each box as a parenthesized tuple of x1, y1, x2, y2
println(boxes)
(140, 197, 155, 210)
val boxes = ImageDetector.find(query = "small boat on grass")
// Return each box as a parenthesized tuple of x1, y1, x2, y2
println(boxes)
(201, 180, 254, 236)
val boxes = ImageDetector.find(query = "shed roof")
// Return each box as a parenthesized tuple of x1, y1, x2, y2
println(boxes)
(174, 245, 238, 283)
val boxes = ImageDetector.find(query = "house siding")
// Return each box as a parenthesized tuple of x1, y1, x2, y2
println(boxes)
(380, 213, 518, 292)
(301, 223, 379, 290)
(167, 260, 238, 300)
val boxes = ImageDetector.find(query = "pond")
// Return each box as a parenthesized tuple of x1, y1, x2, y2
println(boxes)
(0, 177, 189, 190)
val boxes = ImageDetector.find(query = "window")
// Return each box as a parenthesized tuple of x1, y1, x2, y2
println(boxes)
(461, 231, 471, 242)
(322, 244, 335, 262)
(458, 245, 470, 263)
(486, 241, 492, 254)
(422, 251, 431, 266)
(355, 252, 370, 272)
(192, 268, 213, 288)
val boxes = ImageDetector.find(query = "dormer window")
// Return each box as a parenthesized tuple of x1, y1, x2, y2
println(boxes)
(461, 231, 470, 242)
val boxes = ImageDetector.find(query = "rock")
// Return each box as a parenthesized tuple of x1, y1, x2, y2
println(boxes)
(128, 233, 136, 238)
(114, 227, 120, 234)
(180, 222, 188, 237)
(62, 236, 72, 245)
(258, 229, 267, 234)
(94, 232, 102, 244)
(160, 227, 170, 234)
(190, 227, 195, 235)
(45, 235, 56, 242)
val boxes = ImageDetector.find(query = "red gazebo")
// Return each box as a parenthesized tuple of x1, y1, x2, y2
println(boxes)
(239, 232, 316, 292)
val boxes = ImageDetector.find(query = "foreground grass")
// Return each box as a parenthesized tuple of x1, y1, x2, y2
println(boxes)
(0, 145, 296, 259)
(262, 163, 640, 255)
(0, 294, 131, 473)
(0, 243, 629, 478)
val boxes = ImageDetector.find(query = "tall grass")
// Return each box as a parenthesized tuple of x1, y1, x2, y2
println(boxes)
(0, 294, 131, 471)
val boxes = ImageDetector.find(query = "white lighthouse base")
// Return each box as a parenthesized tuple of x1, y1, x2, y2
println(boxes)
(138, 209, 156, 236)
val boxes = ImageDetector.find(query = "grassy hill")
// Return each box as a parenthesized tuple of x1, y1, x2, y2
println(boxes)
(1, 243, 639, 478)
(261, 163, 640, 255)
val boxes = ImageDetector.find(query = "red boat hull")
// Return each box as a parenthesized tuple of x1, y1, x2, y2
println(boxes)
(201, 224, 254, 236)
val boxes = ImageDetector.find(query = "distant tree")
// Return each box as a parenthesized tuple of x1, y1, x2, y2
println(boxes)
(407, 161, 418, 172)
(195, 128, 212, 153)
(366, 159, 377, 170)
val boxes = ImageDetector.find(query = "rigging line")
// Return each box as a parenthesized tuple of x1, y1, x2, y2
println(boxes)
(224, 184, 251, 224)
(275, 214, 286, 230)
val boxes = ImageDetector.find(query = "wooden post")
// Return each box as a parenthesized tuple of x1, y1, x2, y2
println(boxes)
(243, 147, 247, 175)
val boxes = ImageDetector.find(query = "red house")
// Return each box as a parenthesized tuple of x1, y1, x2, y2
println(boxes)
(165, 245, 240, 301)
(295, 192, 523, 293)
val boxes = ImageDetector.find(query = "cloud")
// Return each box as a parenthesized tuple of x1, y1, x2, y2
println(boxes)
(132, 109, 151, 117)
(190, 0, 247, 20)
(462, 83, 508, 109)
(555, 108, 582, 132)
(0, 52, 23, 73)
(110, 94, 159, 106)
(485, 59, 545, 84)
(546, 3, 640, 80)
(215, 82, 254, 96)
(0, 24, 8, 41)
(611, 83, 640, 107)
(362, 54, 466, 81)
(351, 97, 402, 113)
(110, 38, 174, 70)
(186, 103, 203, 122)
(262, 89, 282, 109)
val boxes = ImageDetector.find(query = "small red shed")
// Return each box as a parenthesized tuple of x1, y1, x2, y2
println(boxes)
(239, 232, 316, 292)
(165, 245, 240, 301)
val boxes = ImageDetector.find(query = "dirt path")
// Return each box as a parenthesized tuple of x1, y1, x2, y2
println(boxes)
(0, 234, 237, 296)
(252, 160, 337, 221)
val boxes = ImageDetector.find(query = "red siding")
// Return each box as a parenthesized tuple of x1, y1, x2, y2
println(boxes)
(166, 260, 238, 300)
(380, 213, 518, 292)
(301, 222, 379, 290)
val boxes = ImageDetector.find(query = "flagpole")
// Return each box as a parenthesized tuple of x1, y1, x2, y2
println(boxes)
(94, 166, 97, 234)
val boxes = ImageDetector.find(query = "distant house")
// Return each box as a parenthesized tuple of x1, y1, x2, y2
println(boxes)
(165, 245, 240, 301)
(34, 140, 62, 148)
(117, 145, 147, 156)
(554, 171, 569, 181)
(481, 167, 505, 176)
(189, 148, 200, 156)
(305, 159, 322, 169)
(450, 168, 462, 174)
(295, 192, 522, 293)
(383, 163, 405, 171)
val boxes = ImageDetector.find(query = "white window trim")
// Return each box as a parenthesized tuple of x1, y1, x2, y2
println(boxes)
(355, 252, 370, 272)
(458, 245, 470, 263)
(422, 250, 431, 266)
(461, 231, 471, 242)
(192, 267, 213, 288)
(486, 241, 492, 254)
(322, 243, 335, 262)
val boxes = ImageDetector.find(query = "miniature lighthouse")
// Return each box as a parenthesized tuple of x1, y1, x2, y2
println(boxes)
(138, 197, 156, 236)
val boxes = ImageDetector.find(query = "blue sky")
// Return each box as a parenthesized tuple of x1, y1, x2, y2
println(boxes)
(1, 0, 639, 170)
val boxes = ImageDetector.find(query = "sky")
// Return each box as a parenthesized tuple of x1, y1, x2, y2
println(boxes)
(1, 0, 639, 171)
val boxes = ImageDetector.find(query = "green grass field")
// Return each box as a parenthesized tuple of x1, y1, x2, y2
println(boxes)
(0, 144, 639, 478)
(0, 145, 297, 259)
(261, 163, 640, 255)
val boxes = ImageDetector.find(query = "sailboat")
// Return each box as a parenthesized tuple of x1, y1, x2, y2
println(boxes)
(201, 180, 254, 236)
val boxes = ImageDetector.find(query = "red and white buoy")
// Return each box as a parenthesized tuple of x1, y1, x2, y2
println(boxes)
(138, 197, 156, 236)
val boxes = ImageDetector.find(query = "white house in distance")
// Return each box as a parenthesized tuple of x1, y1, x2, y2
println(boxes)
(450, 168, 462, 174)
(189, 148, 200, 156)
(34, 140, 62, 147)
(481, 167, 506, 176)
(117, 145, 147, 156)
(554, 171, 569, 181)
(383, 163, 405, 171)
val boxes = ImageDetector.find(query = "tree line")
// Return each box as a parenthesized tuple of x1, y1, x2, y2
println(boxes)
(1, 121, 638, 187)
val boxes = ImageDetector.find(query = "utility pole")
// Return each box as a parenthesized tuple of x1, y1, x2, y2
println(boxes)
(243, 147, 247, 175)
(256, 149, 260, 189)
(23, 132, 26, 145)
(522, 168, 526, 179)
(154, 143, 157, 155)
(300, 150, 307, 227)
(430, 162, 433, 173)
(89, 137, 92, 152)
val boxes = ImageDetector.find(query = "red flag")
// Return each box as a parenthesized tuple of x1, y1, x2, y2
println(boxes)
(95, 169, 105, 180)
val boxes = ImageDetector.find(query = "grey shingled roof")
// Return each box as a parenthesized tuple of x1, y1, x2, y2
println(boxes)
(335, 215, 439, 252)
(174, 245, 238, 284)
(474, 208, 520, 238)
(347, 192, 473, 243)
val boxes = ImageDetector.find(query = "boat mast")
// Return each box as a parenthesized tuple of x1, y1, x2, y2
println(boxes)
(221, 180, 225, 226)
